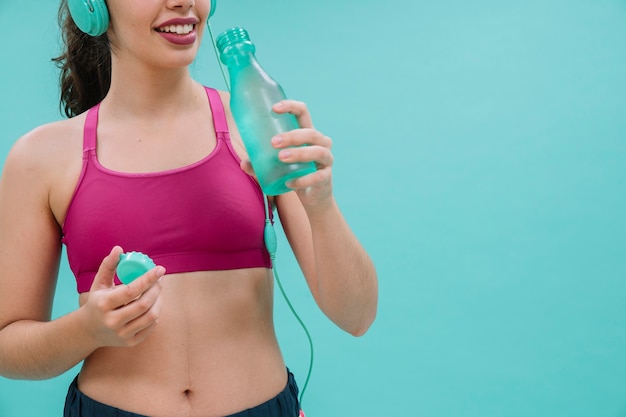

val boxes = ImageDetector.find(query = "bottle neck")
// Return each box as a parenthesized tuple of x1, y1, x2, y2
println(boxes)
(222, 49, 257, 68)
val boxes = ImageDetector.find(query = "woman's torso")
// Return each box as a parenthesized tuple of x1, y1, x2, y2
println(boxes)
(47, 84, 288, 417)
(77, 269, 287, 417)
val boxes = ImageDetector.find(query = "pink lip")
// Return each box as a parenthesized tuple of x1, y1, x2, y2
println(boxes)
(155, 17, 199, 46)
(156, 17, 199, 28)
(157, 30, 197, 46)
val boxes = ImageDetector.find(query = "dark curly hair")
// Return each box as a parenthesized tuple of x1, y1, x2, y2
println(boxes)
(52, 0, 112, 118)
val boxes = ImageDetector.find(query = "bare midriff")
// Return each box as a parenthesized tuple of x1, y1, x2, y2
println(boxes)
(77, 267, 288, 417)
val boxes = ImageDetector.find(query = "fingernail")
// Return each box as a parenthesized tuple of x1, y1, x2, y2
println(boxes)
(156, 266, 166, 277)
(273, 102, 284, 110)
(279, 150, 291, 159)
(272, 136, 283, 146)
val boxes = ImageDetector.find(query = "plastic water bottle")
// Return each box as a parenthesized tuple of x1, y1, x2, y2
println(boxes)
(216, 27, 316, 196)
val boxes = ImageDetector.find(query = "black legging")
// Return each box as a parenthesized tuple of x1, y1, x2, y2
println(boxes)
(64, 370, 301, 417)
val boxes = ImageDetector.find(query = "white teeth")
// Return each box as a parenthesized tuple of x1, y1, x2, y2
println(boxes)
(158, 24, 194, 34)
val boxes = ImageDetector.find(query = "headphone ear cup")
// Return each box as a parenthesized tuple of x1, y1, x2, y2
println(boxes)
(68, 0, 110, 36)
(209, 0, 217, 18)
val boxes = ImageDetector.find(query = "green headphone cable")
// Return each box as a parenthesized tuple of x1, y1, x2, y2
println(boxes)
(263, 198, 314, 407)
(207, 23, 230, 91)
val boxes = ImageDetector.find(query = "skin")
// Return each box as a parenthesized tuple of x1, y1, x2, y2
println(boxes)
(0, 0, 378, 416)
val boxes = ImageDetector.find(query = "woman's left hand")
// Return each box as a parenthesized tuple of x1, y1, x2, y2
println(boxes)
(270, 100, 334, 206)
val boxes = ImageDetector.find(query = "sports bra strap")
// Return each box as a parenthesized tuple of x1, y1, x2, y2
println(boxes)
(205, 87, 229, 134)
(83, 103, 100, 154)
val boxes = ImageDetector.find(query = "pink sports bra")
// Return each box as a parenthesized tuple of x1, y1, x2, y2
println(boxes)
(62, 87, 271, 293)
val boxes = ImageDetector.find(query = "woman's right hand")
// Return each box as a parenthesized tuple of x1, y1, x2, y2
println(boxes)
(81, 246, 165, 349)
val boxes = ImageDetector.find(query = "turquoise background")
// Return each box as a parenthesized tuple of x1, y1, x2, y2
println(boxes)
(1, 0, 626, 416)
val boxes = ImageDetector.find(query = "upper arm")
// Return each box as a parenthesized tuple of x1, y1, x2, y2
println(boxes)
(274, 192, 321, 302)
(0, 130, 64, 330)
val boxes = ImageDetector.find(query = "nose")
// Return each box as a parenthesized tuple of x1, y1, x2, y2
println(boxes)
(167, 0, 195, 9)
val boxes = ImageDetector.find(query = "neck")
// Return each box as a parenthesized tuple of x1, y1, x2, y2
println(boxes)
(103, 57, 200, 119)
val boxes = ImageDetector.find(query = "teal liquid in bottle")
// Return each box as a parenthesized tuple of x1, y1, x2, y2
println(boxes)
(216, 27, 316, 196)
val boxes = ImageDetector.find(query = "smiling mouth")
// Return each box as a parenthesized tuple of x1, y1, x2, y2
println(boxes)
(157, 24, 195, 35)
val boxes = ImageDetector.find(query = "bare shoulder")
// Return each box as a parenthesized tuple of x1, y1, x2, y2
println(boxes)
(5, 115, 84, 175)
(215, 88, 231, 106)
(2, 114, 86, 224)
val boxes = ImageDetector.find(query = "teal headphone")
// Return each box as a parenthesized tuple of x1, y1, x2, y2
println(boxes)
(68, 0, 217, 36)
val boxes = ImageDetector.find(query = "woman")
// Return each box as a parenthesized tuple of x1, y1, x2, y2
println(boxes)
(0, 0, 378, 416)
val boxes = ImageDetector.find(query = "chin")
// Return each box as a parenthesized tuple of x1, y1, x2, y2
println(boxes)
(162, 52, 199, 69)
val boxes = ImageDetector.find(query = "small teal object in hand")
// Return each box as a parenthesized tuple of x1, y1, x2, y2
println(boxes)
(117, 252, 156, 285)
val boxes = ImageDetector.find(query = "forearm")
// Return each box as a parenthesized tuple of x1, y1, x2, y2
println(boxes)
(0, 309, 97, 380)
(306, 199, 378, 336)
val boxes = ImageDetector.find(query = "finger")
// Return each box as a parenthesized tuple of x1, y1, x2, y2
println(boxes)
(118, 291, 163, 342)
(90, 246, 124, 292)
(286, 166, 333, 190)
(272, 100, 314, 129)
(108, 265, 165, 309)
(126, 320, 160, 347)
(116, 278, 162, 321)
(278, 144, 334, 169)
(272, 129, 332, 150)
(103, 273, 162, 337)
